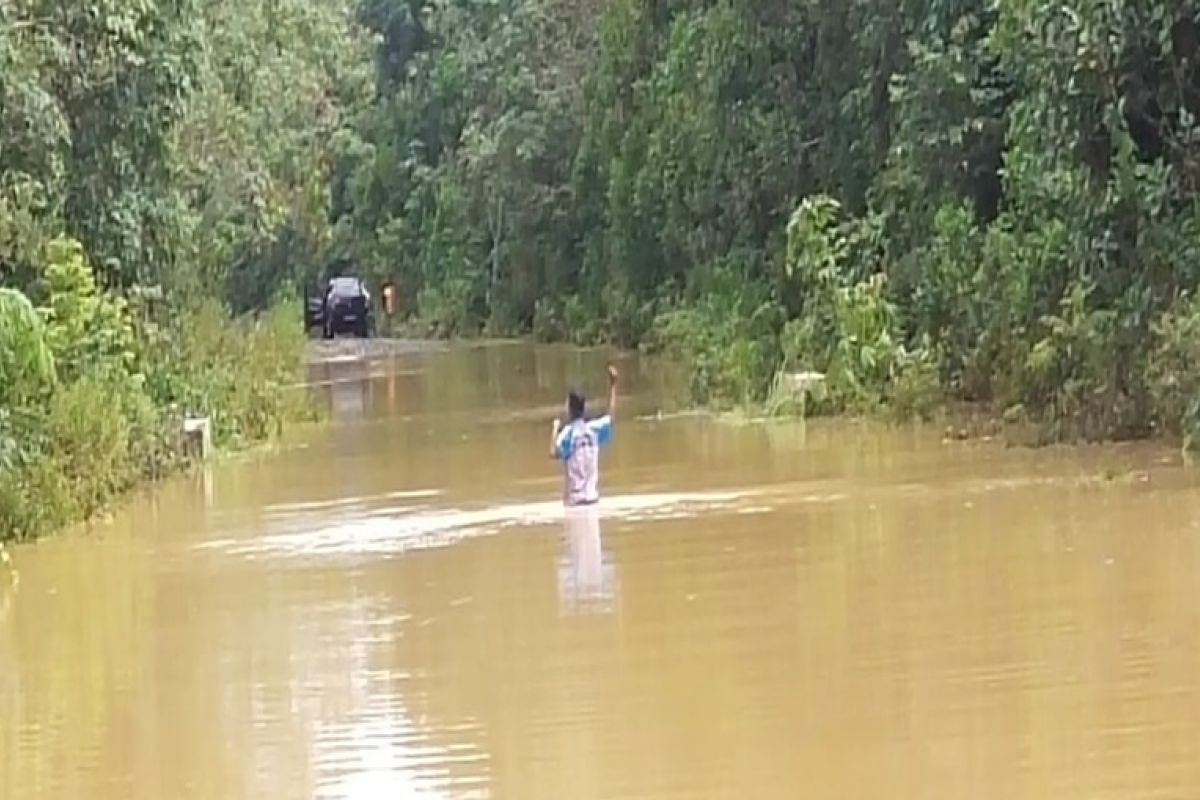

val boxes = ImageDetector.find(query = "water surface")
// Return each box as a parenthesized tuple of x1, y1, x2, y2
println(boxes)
(3, 343, 1200, 799)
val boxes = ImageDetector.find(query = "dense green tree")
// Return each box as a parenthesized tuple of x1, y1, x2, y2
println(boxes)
(0, 0, 353, 540)
(333, 0, 1200, 441)
(170, 0, 373, 309)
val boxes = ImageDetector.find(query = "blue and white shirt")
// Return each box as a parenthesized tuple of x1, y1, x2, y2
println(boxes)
(554, 416, 613, 506)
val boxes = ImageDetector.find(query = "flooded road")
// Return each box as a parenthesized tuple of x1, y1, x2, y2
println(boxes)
(4, 342, 1200, 799)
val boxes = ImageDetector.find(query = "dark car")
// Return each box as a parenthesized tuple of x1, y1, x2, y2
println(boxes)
(315, 277, 372, 338)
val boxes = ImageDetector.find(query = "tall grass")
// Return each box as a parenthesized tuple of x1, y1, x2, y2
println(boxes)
(0, 243, 312, 542)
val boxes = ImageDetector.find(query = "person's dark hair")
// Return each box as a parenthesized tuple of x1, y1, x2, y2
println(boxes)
(567, 389, 586, 421)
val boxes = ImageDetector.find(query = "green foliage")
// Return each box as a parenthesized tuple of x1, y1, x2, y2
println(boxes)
(1, 0, 367, 298)
(143, 298, 310, 448)
(1149, 293, 1200, 450)
(0, 288, 55, 406)
(532, 293, 606, 346)
(40, 238, 140, 382)
(0, 0, 204, 286)
(889, 350, 943, 423)
(44, 375, 140, 520)
(1, 260, 309, 541)
(0, 451, 74, 541)
(780, 196, 904, 410)
(172, 0, 372, 308)
(647, 273, 784, 408)
(0, 0, 357, 541)
(1, 292, 308, 542)
(324, 0, 1200, 445)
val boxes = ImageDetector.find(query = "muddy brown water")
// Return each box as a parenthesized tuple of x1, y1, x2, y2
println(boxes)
(3, 342, 1200, 799)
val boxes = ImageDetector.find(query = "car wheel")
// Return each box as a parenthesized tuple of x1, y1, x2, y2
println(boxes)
(356, 319, 369, 338)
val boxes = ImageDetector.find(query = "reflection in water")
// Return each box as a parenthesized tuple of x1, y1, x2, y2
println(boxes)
(200, 463, 214, 508)
(558, 505, 616, 615)
(4, 343, 1200, 800)
(319, 357, 370, 421)
(0, 575, 13, 627)
(386, 360, 396, 416)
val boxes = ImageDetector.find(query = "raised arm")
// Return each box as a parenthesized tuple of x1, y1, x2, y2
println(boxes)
(550, 418, 562, 459)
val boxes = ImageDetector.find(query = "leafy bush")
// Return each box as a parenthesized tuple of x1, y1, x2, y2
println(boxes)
(44, 375, 138, 520)
(648, 290, 784, 408)
(532, 297, 566, 342)
(0, 288, 55, 406)
(40, 238, 140, 383)
(889, 346, 943, 422)
(0, 453, 73, 541)
(530, 293, 603, 346)
(1149, 293, 1200, 449)
(144, 298, 310, 448)
(902, 204, 987, 392)
(601, 285, 655, 349)
(416, 279, 484, 338)
(778, 196, 908, 411)
(1, 242, 310, 542)
(562, 294, 603, 346)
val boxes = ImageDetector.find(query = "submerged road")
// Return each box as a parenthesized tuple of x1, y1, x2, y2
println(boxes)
(3, 341, 1200, 799)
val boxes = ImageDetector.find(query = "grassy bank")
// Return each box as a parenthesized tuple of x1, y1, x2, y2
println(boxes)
(590, 195, 1200, 452)
(642, 288, 1200, 453)
(0, 239, 313, 543)
(402, 273, 1200, 453)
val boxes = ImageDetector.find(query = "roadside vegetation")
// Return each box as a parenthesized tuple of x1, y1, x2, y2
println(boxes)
(0, 0, 366, 540)
(329, 0, 1200, 449)
(0, 237, 311, 540)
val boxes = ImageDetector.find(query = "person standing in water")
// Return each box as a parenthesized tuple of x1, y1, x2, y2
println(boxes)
(551, 365, 619, 506)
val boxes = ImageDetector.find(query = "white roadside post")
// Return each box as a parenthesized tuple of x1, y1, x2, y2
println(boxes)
(183, 416, 212, 461)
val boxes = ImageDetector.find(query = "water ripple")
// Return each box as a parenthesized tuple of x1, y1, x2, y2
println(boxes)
(199, 491, 767, 560)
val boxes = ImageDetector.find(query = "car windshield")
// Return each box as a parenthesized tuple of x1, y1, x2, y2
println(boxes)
(328, 278, 362, 297)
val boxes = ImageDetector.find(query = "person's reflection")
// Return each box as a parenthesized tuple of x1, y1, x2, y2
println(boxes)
(386, 356, 397, 414)
(559, 505, 616, 615)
